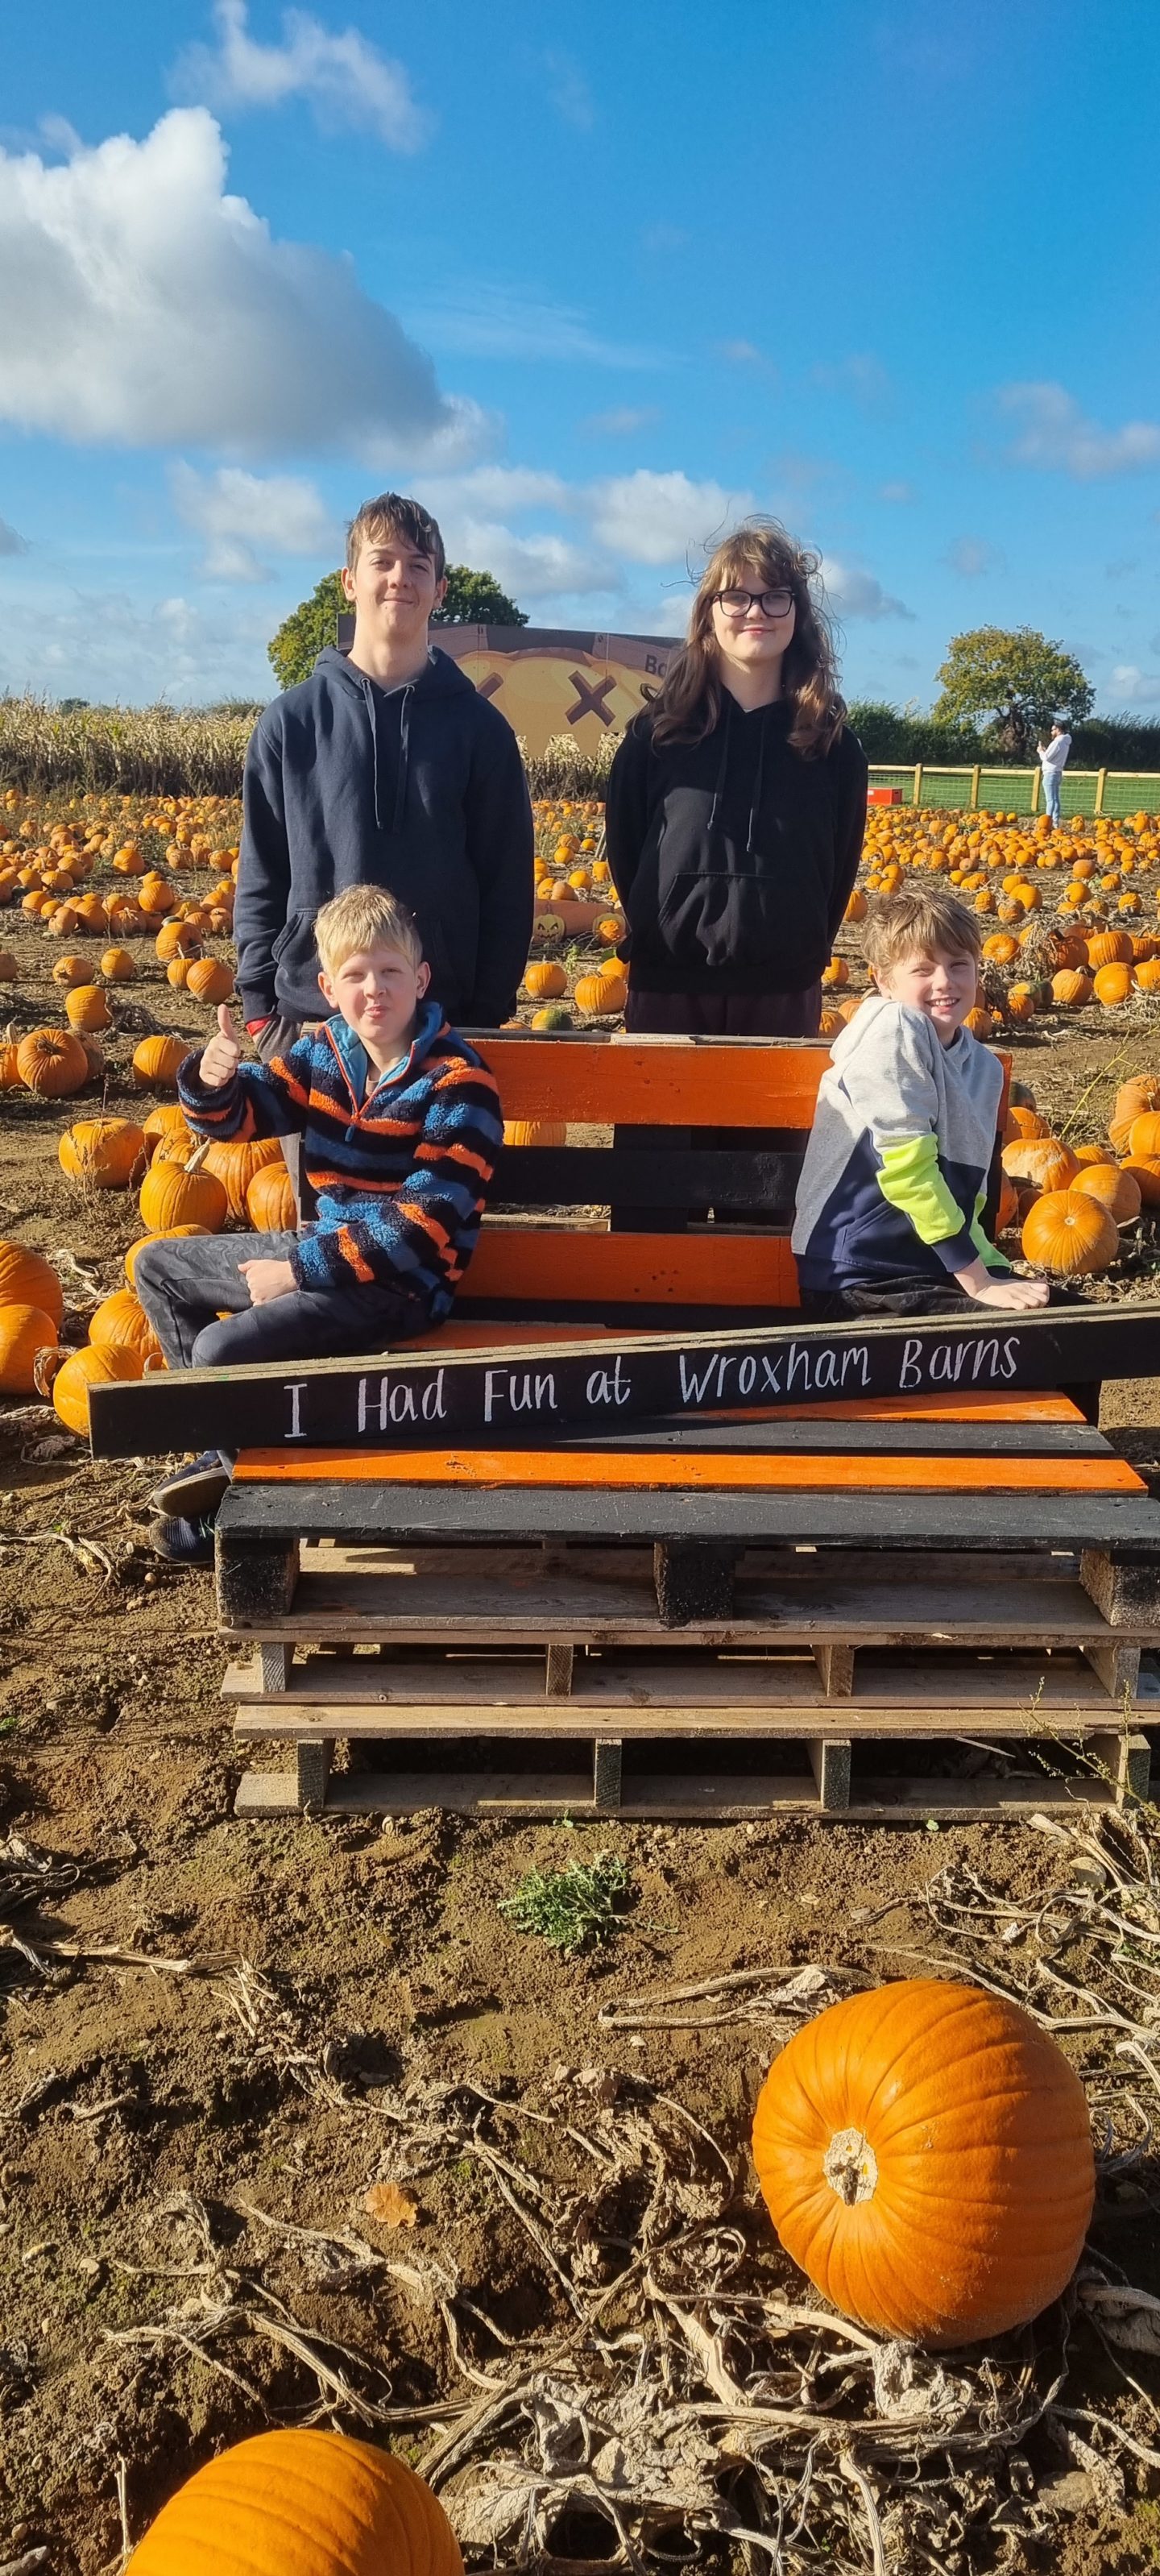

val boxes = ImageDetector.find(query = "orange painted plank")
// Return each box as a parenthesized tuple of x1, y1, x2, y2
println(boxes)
(233, 1448, 1145, 1495)
(474, 1037, 828, 1128)
(462, 1226, 801, 1309)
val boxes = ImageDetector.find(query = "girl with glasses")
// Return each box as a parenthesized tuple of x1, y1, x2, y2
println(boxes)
(605, 518, 868, 1035)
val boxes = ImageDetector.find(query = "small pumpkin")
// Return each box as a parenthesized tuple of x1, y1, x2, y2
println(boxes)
(132, 1035, 189, 1090)
(996, 1175, 1020, 1232)
(52, 1341, 143, 1435)
(139, 1155, 228, 1236)
(1070, 1162, 1142, 1226)
(1050, 969, 1093, 1007)
(155, 919, 202, 963)
(0, 1241, 63, 1324)
(167, 957, 192, 989)
(64, 982, 113, 1033)
(50, 953, 96, 988)
(575, 969, 627, 1015)
(523, 960, 568, 1001)
(15, 1026, 89, 1097)
(0, 1303, 58, 1395)
(530, 1003, 573, 1031)
(1021, 1188, 1120, 1276)
(1000, 1138, 1079, 1194)
(201, 1135, 283, 1222)
(246, 1163, 298, 1232)
(1092, 962, 1135, 1008)
(125, 1224, 211, 1287)
(58, 1118, 147, 1190)
(1085, 929, 1135, 967)
(89, 1288, 164, 1367)
(100, 948, 136, 982)
(142, 1104, 193, 1158)
(821, 956, 849, 989)
(184, 956, 234, 1006)
(1006, 1105, 1050, 1140)
(124, 2427, 462, 2576)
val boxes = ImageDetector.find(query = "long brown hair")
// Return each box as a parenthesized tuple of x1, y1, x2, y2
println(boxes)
(648, 517, 846, 758)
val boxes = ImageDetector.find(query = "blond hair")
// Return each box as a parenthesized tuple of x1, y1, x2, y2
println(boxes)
(313, 883, 423, 975)
(648, 516, 846, 759)
(346, 492, 445, 580)
(863, 886, 982, 974)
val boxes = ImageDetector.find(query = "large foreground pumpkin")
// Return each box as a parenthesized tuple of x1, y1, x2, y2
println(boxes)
(126, 2427, 462, 2574)
(751, 1978, 1093, 2347)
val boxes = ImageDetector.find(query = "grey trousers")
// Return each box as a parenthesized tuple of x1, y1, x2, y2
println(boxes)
(133, 1230, 429, 1370)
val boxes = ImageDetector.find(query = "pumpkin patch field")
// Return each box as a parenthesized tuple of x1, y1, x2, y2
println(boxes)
(8, 788, 1160, 2571)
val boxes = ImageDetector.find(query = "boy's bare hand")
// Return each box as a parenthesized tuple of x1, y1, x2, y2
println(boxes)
(239, 1257, 296, 1306)
(963, 1273, 1051, 1311)
(199, 1003, 242, 1089)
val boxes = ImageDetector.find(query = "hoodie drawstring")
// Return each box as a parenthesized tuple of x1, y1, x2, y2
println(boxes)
(747, 708, 768, 858)
(362, 674, 413, 834)
(707, 695, 732, 839)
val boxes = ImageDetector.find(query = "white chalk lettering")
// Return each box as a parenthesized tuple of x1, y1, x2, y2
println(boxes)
(483, 1367, 505, 1425)
(284, 1381, 307, 1440)
(971, 1337, 1000, 1383)
(814, 1350, 839, 1392)
(421, 1369, 446, 1421)
(357, 1374, 387, 1433)
(509, 1372, 534, 1412)
(678, 1350, 723, 1405)
(841, 1345, 870, 1388)
(786, 1342, 811, 1393)
(899, 1337, 923, 1390)
(1001, 1335, 1020, 1379)
(534, 1371, 557, 1412)
(761, 1355, 784, 1396)
(738, 1354, 756, 1396)
(389, 1383, 417, 1424)
(929, 1345, 954, 1383)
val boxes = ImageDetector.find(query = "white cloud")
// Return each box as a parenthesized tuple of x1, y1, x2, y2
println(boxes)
(0, 517, 28, 556)
(819, 556, 914, 620)
(413, 284, 665, 370)
(434, 516, 612, 604)
(0, 109, 473, 459)
(999, 381, 1160, 477)
(172, 0, 429, 149)
(946, 535, 1004, 578)
(542, 50, 594, 131)
(1108, 664, 1160, 707)
(0, 583, 275, 704)
(589, 471, 755, 566)
(171, 462, 340, 581)
(425, 466, 572, 514)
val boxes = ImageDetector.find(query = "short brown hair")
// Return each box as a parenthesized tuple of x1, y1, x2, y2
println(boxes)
(862, 885, 982, 974)
(314, 883, 423, 974)
(346, 492, 445, 581)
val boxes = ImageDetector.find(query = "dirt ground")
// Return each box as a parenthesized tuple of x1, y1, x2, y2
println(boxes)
(4, 909, 1160, 2567)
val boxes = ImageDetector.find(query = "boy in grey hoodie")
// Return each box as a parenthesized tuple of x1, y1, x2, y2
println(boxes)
(793, 886, 1050, 1320)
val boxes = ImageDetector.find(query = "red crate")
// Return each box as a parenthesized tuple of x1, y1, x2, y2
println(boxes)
(868, 786, 903, 806)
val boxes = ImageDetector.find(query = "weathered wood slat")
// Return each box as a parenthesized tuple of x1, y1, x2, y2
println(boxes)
(472, 1034, 829, 1126)
(225, 1650, 1137, 1717)
(460, 1226, 802, 1312)
(213, 1485, 1160, 1549)
(88, 1301, 1160, 1459)
(232, 1765, 1125, 1824)
(227, 1447, 1144, 1495)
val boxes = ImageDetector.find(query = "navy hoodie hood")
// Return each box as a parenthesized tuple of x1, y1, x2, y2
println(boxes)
(234, 643, 533, 1027)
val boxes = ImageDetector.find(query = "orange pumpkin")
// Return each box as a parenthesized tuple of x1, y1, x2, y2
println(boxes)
(594, 915, 624, 945)
(1005, 983, 1037, 1021)
(996, 1175, 1020, 1232)
(142, 1104, 193, 1156)
(523, 960, 568, 1001)
(1122, 1156, 1160, 1209)
(1021, 1188, 1120, 1276)
(1129, 1112, 1160, 1162)
(51, 953, 97, 988)
(15, 1026, 89, 1097)
(124, 1225, 211, 1287)
(0, 1240, 63, 1324)
(982, 933, 1019, 964)
(0, 1303, 58, 1394)
(201, 1135, 283, 1222)
(101, 948, 137, 982)
(1070, 1163, 1142, 1225)
(1050, 969, 1093, 1007)
(131, 1035, 189, 1090)
(64, 983, 113, 1033)
(821, 956, 849, 989)
(575, 969, 627, 1015)
(89, 1288, 164, 1367)
(246, 1163, 298, 1232)
(124, 2428, 462, 2576)
(58, 1118, 147, 1189)
(139, 1155, 228, 1235)
(1117, 1077, 1160, 1125)
(751, 1979, 1093, 2347)
(1092, 962, 1135, 1008)
(1006, 1105, 1051, 1140)
(503, 1121, 567, 1147)
(52, 1342, 143, 1435)
(1000, 1139, 1079, 1194)
(184, 956, 234, 1005)
(1085, 929, 1134, 967)
(155, 919, 202, 963)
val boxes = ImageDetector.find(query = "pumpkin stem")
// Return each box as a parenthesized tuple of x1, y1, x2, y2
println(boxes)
(823, 2127, 878, 2207)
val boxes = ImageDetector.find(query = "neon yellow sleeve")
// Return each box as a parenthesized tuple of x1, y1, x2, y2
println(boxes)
(876, 1133, 972, 1247)
(971, 1190, 1013, 1271)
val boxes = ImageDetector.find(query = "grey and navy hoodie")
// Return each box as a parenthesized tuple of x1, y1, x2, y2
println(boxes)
(234, 645, 534, 1027)
(792, 995, 1009, 1296)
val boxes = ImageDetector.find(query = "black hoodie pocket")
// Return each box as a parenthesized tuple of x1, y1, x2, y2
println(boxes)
(271, 909, 321, 1002)
(654, 857, 818, 977)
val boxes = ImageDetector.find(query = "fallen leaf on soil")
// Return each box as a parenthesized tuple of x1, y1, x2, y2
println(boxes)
(363, 2181, 419, 2228)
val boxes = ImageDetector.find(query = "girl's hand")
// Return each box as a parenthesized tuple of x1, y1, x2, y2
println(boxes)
(239, 1257, 296, 1307)
(199, 1003, 242, 1089)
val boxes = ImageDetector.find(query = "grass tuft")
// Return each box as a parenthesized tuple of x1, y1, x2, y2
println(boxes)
(498, 1849, 632, 1956)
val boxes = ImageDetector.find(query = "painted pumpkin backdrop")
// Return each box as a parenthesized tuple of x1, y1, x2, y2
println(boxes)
(751, 1977, 1094, 2347)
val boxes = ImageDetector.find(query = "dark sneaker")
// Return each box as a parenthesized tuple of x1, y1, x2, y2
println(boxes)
(150, 1451, 231, 1519)
(148, 1513, 217, 1566)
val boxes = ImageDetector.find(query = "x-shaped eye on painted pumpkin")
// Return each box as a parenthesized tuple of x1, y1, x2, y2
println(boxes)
(566, 670, 616, 726)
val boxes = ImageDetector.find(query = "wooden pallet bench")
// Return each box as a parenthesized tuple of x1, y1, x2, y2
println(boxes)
(82, 1032, 1160, 1823)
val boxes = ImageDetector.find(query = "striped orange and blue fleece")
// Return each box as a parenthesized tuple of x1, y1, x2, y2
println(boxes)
(177, 1001, 503, 1320)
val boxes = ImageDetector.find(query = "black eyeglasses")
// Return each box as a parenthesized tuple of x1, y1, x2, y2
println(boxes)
(713, 586, 794, 620)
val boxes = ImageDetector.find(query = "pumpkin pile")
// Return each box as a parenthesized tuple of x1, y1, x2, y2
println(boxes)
(996, 1072, 1160, 1272)
(752, 1977, 1094, 2346)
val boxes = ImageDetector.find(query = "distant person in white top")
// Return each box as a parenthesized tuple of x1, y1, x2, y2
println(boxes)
(1038, 718, 1071, 825)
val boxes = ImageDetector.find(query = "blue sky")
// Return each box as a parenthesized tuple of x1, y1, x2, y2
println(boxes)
(1, 0, 1158, 708)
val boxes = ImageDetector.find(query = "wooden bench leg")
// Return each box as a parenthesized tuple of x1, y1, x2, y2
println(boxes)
(296, 1736, 333, 1811)
(260, 1644, 292, 1691)
(654, 1541, 739, 1627)
(546, 1644, 575, 1699)
(1079, 1549, 1160, 1628)
(593, 1737, 623, 1812)
(809, 1738, 851, 1813)
(1087, 1729, 1150, 1807)
(814, 1644, 854, 1699)
(216, 1533, 300, 1624)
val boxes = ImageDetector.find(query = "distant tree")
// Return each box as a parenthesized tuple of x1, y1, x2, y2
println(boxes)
(934, 627, 1094, 761)
(268, 562, 527, 691)
(433, 566, 527, 627)
(267, 571, 346, 691)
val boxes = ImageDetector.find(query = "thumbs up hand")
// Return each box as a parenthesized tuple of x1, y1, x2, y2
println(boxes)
(199, 1002, 243, 1089)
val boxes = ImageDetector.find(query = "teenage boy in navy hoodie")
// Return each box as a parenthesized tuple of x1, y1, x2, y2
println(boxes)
(235, 492, 534, 1089)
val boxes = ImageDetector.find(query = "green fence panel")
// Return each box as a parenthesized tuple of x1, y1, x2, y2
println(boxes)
(916, 770, 974, 810)
(1100, 773, 1160, 818)
(867, 767, 916, 803)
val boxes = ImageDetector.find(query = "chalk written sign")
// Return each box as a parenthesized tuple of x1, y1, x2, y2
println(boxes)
(86, 1303, 1160, 1459)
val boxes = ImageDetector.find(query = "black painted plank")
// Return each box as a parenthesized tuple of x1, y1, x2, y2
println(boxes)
(494, 1144, 804, 1213)
(553, 1420, 1109, 1456)
(89, 1300, 1160, 1459)
(215, 1483, 1160, 1550)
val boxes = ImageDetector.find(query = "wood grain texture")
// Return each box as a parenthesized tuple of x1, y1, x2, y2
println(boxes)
(473, 1035, 830, 1126)
(230, 1446, 1145, 1494)
(462, 1226, 801, 1309)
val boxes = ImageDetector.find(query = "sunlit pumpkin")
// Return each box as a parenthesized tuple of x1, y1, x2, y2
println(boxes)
(1070, 1162, 1142, 1225)
(125, 2429, 462, 2576)
(1129, 1112, 1160, 1161)
(89, 1289, 164, 1367)
(1021, 1188, 1120, 1276)
(1122, 1156, 1160, 1209)
(52, 1341, 143, 1435)
(64, 983, 113, 1033)
(1085, 929, 1134, 967)
(1092, 963, 1135, 1008)
(245, 1163, 298, 1232)
(14, 1027, 89, 1097)
(751, 1977, 1094, 2347)
(1050, 969, 1093, 1007)
(58, 1118, 147, 1189)
(0, 1240, 63, 1324)
(0, 1303, 58, 1394)
(1000, 1139, 1079, 1194)
(201, 1135, 283, 1222)
(132, 1035, 189, 1090)
(185, 956, 234, 1005)
(574, 970, 627, 1014)
(523, 961, 568, 1001)
(139, 1155, 228, 1235)
(100, 948, 137, 982)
